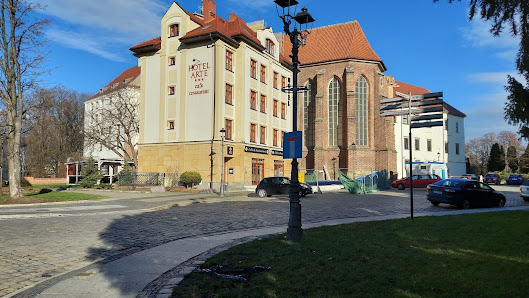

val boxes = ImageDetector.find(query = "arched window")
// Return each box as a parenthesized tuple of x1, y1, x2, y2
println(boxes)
(303, 81, 315, 147)
(328, 77, 341, 146)
(355, 76, 368, 146)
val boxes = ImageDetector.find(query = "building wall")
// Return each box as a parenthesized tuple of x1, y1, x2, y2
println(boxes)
(394, 112, 466, 178)
(136, 4, 292, 185)
(297, 59, 397, 178)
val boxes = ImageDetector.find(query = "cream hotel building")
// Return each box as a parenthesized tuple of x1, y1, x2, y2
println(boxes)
(130, 0, 292, 186)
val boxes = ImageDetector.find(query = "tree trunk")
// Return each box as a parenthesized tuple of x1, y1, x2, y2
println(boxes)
(7, 108, 23, 199)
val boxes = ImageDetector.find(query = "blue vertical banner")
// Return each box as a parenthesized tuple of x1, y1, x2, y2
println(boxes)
(283, 131, 302, 159)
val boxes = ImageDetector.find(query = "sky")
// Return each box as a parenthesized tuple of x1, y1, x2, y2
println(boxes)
(37, 0, 523, 142)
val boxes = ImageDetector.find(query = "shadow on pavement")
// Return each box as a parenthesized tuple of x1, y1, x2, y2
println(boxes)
(85, 199, 289, 296)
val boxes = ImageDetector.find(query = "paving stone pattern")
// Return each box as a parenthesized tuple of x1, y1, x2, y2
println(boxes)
(0, 186, 526, 297)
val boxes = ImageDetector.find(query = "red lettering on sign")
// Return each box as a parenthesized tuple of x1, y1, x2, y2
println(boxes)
(286, 137, 298, 142)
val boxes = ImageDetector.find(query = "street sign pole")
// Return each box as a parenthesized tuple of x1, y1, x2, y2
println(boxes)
(408, 91, 414, 220)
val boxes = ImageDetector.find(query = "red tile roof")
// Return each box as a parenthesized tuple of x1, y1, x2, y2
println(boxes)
(395, 81, 466, 117)
(394, 81, 431, 96)
(280, 21, 384, 69)
(88, 66, 140, 101)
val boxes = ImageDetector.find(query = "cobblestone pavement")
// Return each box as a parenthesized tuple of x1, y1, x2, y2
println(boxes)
(1, 185, 527, 297)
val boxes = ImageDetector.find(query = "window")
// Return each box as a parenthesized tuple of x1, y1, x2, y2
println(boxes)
(225, 83, 233, 104)
(329, 77, 342, 146)
(456, 143, 460, 155)
(168, 86, 175, 95)
(427, 139, 432, 152)
(225, 119, 233, 140)
(169, 24, 179, 37)
(260, 94, 266, 113)
(250, 90, 257, 110)
(402, 115, 409, 125)
(456, 122, 459, 133)
(274, 160, 284, 176)
(273, 129, 278, 146)
(273, 72, 278, 89)
(281, 102, 286, 119)
(266, 39, 275, 55)
(225, 50, 233, 71)
(260, 65, 266, 83)
(445, 119, 448, 130)
(445, 141, 448, 153)
(168, 120, 175, 130)
(273, 99, 278, 117)
(250, 123, 256, 143)
(281, 76, 286, 90)
(281, 131, 285, 147)
(252, 158, 264, 185)
(404, 137, 409, 150)
(304, 81, 315, 147)
(355, 76, 368, 146)
(260, 126, 266, 144)
(250, 59, 257, 79)
(169, 57, 175, 66)
(415, 138, 420, 151)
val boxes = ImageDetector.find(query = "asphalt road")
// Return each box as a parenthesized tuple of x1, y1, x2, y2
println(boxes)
(0, 185, 527, 297)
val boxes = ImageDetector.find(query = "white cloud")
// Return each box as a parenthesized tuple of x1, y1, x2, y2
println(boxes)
(467, 72, 522, 84)
(463, 91, 517, 140)
(43, 0, 165, 40)
(462, 18, 519, 49)
(46, 29, 128, 62)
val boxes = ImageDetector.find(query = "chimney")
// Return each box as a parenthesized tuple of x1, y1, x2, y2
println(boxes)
(203, 0, 216, 23)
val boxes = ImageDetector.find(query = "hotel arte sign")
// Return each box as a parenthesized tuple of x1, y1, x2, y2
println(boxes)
(187, 49, 213, 97)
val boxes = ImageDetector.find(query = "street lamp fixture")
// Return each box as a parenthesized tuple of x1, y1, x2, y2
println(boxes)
(220, 128, 226, 197)
(275, 0, 314, 242)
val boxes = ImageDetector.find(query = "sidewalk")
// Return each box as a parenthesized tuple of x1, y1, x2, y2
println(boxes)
(8, 205, 529, 298)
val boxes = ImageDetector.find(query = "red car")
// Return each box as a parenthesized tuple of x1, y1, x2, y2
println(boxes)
(392, 174, 442, 190)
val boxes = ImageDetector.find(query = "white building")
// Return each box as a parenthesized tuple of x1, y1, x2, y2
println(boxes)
(71, 66, 141, 184)
(393, 81, 466, 179)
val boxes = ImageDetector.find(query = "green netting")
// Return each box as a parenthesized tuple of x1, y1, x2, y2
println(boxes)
(339, 171, 362, 194)
(339, 170, 389, 194)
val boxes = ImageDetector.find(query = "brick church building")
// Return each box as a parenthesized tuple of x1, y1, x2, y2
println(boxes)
(280, 21, 398, 179)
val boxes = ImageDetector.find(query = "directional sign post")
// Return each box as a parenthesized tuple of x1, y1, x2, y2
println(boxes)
(380, 91, 444, 220)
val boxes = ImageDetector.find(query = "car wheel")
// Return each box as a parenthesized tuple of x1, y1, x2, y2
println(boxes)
(523, 197, 529, 202)
(397, 184, 405, 190)
(299, 190, 306, 197)
(497, 198, 506, 207)
(461, 199, 471, 209)
(431, 201, 439, 206)
(257, 188, 267, 198)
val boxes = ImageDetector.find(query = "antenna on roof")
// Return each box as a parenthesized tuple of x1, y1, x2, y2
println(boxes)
(199, 0, 204, 14)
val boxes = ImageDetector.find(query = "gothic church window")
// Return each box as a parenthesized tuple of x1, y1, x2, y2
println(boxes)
(328, 77, 341, 146)
(355, 76, 368, 146)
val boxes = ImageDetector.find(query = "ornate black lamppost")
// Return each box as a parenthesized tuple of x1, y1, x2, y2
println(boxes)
(274, 0, 314, 242)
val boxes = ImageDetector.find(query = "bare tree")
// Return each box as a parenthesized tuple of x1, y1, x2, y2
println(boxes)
(497, 130, 523, 152)
(0, 0, 49, 198)
(24, 86, 86, 177)
(466, 132, 498, 174)
(83, 88, 139, 166)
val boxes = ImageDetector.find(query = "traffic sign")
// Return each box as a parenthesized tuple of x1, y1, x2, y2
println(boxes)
(380, 106, 443, 117)
(380, 99, 443, 111)
(410, 121, 444, 128)
(283, 131, 302, 159)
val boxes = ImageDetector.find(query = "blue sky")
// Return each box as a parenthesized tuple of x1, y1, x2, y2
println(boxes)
(38, 0, 522, 141)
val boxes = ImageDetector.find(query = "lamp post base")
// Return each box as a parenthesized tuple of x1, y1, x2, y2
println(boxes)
(287, 226, 303, 241)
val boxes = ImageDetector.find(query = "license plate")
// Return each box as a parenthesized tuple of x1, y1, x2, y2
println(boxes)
(433, 190, 442, 194)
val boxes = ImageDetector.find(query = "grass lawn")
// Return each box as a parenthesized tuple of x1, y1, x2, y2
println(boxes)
(0, 190, 104, 204)
(172, 211, 529, 297)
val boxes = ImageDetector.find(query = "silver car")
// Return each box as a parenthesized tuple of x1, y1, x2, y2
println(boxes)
(520, 180, 529, 202)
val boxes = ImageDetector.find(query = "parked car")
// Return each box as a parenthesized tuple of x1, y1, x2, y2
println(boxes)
(506, 174, 523, 185)
(520, 180, 529, 201)
(391, 174, 441, 190)
(256, 177, 313, 198)
(483, 173, 501, 185)
(427, 178, 506, 209)
(460, 174, 477, 180)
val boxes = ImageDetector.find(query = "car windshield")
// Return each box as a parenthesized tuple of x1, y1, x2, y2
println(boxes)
(484, 174, 497, 178)
(523, 180, 529, 186)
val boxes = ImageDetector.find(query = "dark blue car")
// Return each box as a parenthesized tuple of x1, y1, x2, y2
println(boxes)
(427, 178, 506, 209)
(506, 174, 523, 185)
